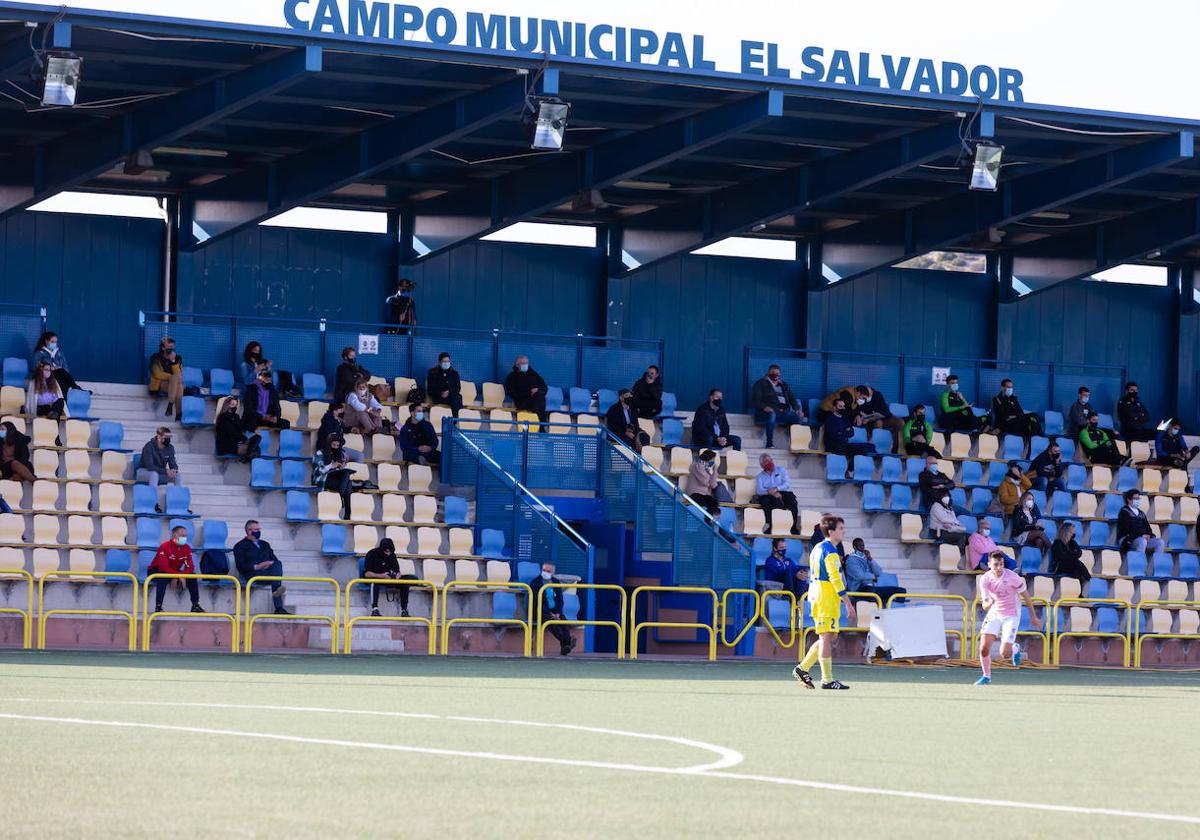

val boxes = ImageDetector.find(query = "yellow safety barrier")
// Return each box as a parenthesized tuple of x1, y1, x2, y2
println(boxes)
(799, 591, 883, 652)
(759, 590, 797, 648)
(968, 596, 1051, 665)
(534, 582, 627, 659)
(141, 573, 243, 653)
(38, 570, 139, 652)
(1051, 597, 1132, 667)
(629, 586, 718, 661)
(0, 568, 33, 649)
(440, 580, 533, 656)
(1132, 599, 1200, 668)
(885, 592, 968, 656)
(719, 588, 760, 647)
(244, 576, 340, 654)
(344, 578, 439, 655)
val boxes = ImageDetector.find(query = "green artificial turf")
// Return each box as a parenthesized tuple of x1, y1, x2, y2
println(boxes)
(0, 652, 1196, 838)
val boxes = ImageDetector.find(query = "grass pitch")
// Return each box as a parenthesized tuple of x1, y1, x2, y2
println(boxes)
(0, 652, 1197, 838)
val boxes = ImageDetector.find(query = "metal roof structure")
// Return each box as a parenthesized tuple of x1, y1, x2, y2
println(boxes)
(2, 6, 1200, 295)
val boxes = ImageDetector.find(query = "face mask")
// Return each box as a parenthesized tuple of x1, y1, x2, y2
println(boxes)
(414, 411, 425, 421)
(399, 292, 410, 298)
(162, 437, 172, 446)
(712, 399, 722, 408)
(540, 571, 552, 581)
(1170, 428, 1180, 436)
(949, 383, 960, 393)
(518, 364, 529, 373)
(940, 496, 950, 505)
(1080, 396, 1089, 405)
(1129, 391, 1138, 398)
(1003, 387, 1013, 397)
(928, 465, 939, 474)
(47, 342, 57, 351)
(763, 462, 774, 473)
(250, 530, 262, 539)
(856, 397, 867, 405)
(1130, 498, 1140, 507)
(981, 527, 991, 535)
(0, 429, 6, 439)
(357, 388, 367, 396)
(175, 536, 187, 546)
(769, 374, 779, 382)
(914, 414, 925, 422)
(440, 361, 451, 370)
(1023, 500, 1034, 509)
(346, 356, 356, 364)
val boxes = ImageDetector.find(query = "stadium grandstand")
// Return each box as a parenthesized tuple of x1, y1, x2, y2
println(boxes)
(2, 1, 1200, 835)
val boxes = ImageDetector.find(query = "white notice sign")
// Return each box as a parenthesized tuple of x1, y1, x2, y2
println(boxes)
(358, 334, 380, 355)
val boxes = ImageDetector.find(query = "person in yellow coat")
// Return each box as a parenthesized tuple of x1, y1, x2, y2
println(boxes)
(793, 515, 855, 690)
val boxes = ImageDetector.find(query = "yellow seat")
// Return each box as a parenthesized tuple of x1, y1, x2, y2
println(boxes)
(1058, 577, 1081, 601)
(0, 513, 24, 542)
(63, 450, 90, 481)
(1112, 578, 1135, 603)
(352, 525, 378, 554)
(31, 417, 57, 448)
(1099, 550, 1122, 577)
(0, 385, 24, 416)
(421, 559, 449, 587)
(0, 545, 24, 568)
(428, 406, 451, 431)
(33, 514, 60, 545)
(546, 411, 573, 435)
(63, 482, 91, 513)
(349, 494, 375, 523)
(410, 495, 437, 524)
(381, 493, 407, 524)
(800, 510, 822, 536)
(742, 508, 767, 536)
(377, 463, 403, 493)
(306, 401, 329, 429)
(640, 446, 663, 471)
(417, 526, 442, 556)
(1151, 496, 1175, 523)
(481, 382, 506, 409)
(722, 450, 747, 477)
(459, 408, 483, 431)
(32, 449, 59, 480)
(68, 548, 96, 574)
(1130, 441, 1152, 463)
(460, 381, 478, 407)
(343, 433, 365, 454)
(0, 479, 23, 509)
(100, 451, 128, 481)
(1167, 469, 1188, 495)
(929, 433, 946, 454)
(769, 509, 794, 534)
(384, 525, 411, 553)
(454, 559, 482, 584)
(790, 424, 812, 452)
(900, 513, 925, 542)
(391, 377, 416, 401)
(448, 527, 473, 557)
(1180, 496, 1200, 523)
(408, 465, 433, 493)
(100, 516, 128, 546)
(1069, 606, 1093, 632)
(1164, 579, 1189, 602)
(485, 559, 510, 582)
(667, 448, 691, 477)
(637, 417, 656, 442)
(576, 414, 600, 434)
(488, 409, 513, 431)
(734, 478, 755, 506)
(31, 548, 60, 579)
(515, 411, 540, 433)
(317, 491, 342, 521)
(1179, 610, 1200, 635)
(1075, 493, 1097, 519)
(1091, 466, 1113, 493)
(936, 459, 955, 480)
(938, 543, 962, 573)
(1078, 550, 1096, 575)
(32, 480, 59, 511)
(975, 434, 999, 461)
(346, 461, 370, 482)
(277, 400, 300, 428)
(395, 556, 417, 577)
(64, 420, 91, 449)
(1137, 580, 1161, 603)
(67, 515, 94, 545)
(1140, 468, 1162, 494)
(949, 433, 971, 459)
(393, 405, 410, 426)
(1031, 576, 1054, 600)
(1147, 608, 1173, 634)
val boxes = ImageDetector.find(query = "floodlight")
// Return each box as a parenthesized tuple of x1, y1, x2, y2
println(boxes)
(969, 142, 1003, 191)
(529, 97, 570, 151)
(40, 52, 82, 106)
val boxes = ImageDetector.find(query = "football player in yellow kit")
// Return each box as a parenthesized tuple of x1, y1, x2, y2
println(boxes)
(793, 515, 856, 690)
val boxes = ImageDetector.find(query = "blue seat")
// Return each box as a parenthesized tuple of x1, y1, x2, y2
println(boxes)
(870, 429, 893, 452)
(1085, 578, 1109, 599)
(516, 561, 539, 581)
(1029, 436, 1049, 461)
(849, 426, 868, 444)
(1151, 553, 1174, 579)
(1057, 438, 1076, 462)
(2, 357, 27, 387)
(1115, 467, 1137, 493)
(180, 395, 208, 428)
(1096, 607, 1121, 634)
(136, 550, 155, 581)
(825, 454, 848, 483)
(1040, 520, 1058, 543)
(302, 372, 326, 401)
(1102, 493, 1123, 520)
(1001, 435, 1025, 461)
(951, 487, 967, 511)
(807, 399, 821, 423)
(766, 598, 792, 628)
(960, 514, 978, 535)
(104, 548, 132, 577)
(596, 389, 618, 415)
(1031, 489, 1047, 511)
(320, 524, 347, 554)
(1066, 464, 1086, 492)
(661, 418, 683, 446)
(444, 495, 468, 524)
(135, 516, 161, 548)
(718, 507, 737, 532)
(961, 460, 984, 487)
(1097, 413, 1114, 429)
(1167, 524, 1189, 551)
(1049, 490, 1073, 518)
(210, 368, 234, 397)
(862, 483, 885, 512)
(888, 403, 909, 419)
(202, 520, 228, 551)
(98, 420, 128, 452)
(661, 392, 677, 417)
(888, 484, 914, 512)
(544, 386, 564, 411)
(752, 537, 773, 565)
(568, 387, 591, 414)
(132, 484, 158, 516)
(904, 458, 924, 485)
(66, 389, 94, 420)
(1019, 546, 1043, 573)
(278, 429, 305, 460)
(880, 456, 902, 484)
(851, 455, 875, 482)
(280, 459, 309, 490)
(1086, 521, 1111, 549)
(250, 458, 278, 490)
(1043, 411, 1064, 436)
(169, 518, 195, 543)
(182, 366, 203, 392)
(986, 461, 1007, 487)
(562, 592, 581, 621)
(970, 488, 992, 515)
(1178, 553, 1199, 580)
(165, 486, 193, 517)
(481, 528, 507, 559)
(985, 516, 1005, 539)
(1125, 551, 1148, 578)
(877, 571, 900, 588)
(1018, 609, 1043, 633)
(286, 490, 315, 522)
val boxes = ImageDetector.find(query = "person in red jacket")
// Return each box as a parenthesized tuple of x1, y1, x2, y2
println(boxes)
(149, 524, 204, 614)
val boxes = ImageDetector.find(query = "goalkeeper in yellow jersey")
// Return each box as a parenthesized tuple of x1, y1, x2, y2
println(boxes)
(793, 515, 855, 690)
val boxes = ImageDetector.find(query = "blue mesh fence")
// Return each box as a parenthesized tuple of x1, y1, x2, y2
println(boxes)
(0, 303, 46, 361)
(231, 318, 323, 379)
(141, 313, 238, 379)
(497, 335, 578, 392)
(581, 341, 660, 393)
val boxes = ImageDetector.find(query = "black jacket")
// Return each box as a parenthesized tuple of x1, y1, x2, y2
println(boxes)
(990, 392, 1027, 426)
(1050, 539, 1083, 575)
(242, 382, 282, 430)
(750, 377, 799, 413)
(1011, 504, 1042, 539)
(386, 292, 417, 326)
(364, 546, 400, 576)
(918, 468, 954, 508)
(1028, 449, 1065, 480)
(1117, 394, 1151, 435)
(215, 410, 245, 456)
(629, 376, 663, 417)
(233, 537, 280, 581)
(605, 401, 640, 439)
(316, 411, 346, 451)
(851, 389, 890, 423)
(529, 574, 564, 616)
(1117, 505, 1153, 548)
(691, 402, 730, 440)
(334, 361, 371, 404)
(504, 368, 547, 411)
(426, 366, 462, 403)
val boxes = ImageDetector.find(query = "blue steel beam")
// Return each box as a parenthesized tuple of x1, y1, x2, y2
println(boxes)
(0, 46, 322, 219)
(411, 90, 784, 256)
(1008, 196, 1200, 289)
(821, 131, 1194, 281)
(617, 118, 971, 273)
(183, 74, 533, 248)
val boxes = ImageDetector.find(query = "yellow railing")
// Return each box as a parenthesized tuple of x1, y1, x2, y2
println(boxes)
(885, 592, 968, 656)
(141, 573, 242, 653)
(629, 585, 718, 661)
(534, 583, 627, 659)
(1132, 599, 1200, 668)
(1052, 597, 1132, 667)
(798, 592, 883, 652)
(243, 576, 340, 654)
(718, 588, 760, 647)
(38, 570, 139, 652)
(968, 596, 1051, 665)
(344, 578, 439, 655)
(0, 568, 33, 650)
(440, 580, 533, 656)
(759, 589, 797, 648)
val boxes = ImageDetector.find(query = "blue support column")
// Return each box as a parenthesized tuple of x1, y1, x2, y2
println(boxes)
(1175, 263, 1198, 427)
(993, 252, 1018, 361)
(604, 225, 628, 339)
(803, 239, 826, 349)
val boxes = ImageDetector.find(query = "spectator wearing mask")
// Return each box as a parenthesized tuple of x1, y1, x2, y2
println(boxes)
(821, 396, 876, 460)
(816, 385, 855, 423)
(1117, 489, 1165, 555)
(147, 524, 203, 614)
(968, 518, 998, 570)
(398, 404, 439, 465)
(363, 537, 418, 617)
(242, 368, 291, 431)
(691, 389, 741, 451)
(997, 460, 1033, 516)
(504, 355, 548, 420)
(629, 366, 664, 419)
(844, 538, 906, 604)
(215, 397, 262, 463)
(939, 374, 980, 432)
(32, 331, 86, 395)
(750, 364, 804, 449)
(137, 427, 182, 500)
(917, 454, 954, 509)
(240, 342, 301, 398)
(1153, 418, 1199, 469)
(233, 520, 290, 615)
(764, 538, 807, 598)
(606, 388, 649, 453)
(1050, 522, 1091, 586)
(529, 561, 576, 656)
(685, 449, 722, 518)
(1080, 414, 1126, 466)
(989, 379, 1042, 438)
(148, 337, 184, 419)
(901, 405, 941, 458)
(345, 381, 385, 435)
(1067, 386, 1094, 439)
(1012, 491, 1050, 553)
(26, 361, 66, 420)
(426, 352, 463, 416)
(313, 437, 354, 519)
(0, 420, 34, 483)
(385, 278, 417, 331)
(1117, 381, 1156, 442)
(334, 347, 372, 404)
(1027, 442, 1066, 493)
(753, 453, 799, 535)
(849, 385, 904, 445)
(316, 402, 360, 462)
(929, 493, 967, 549)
